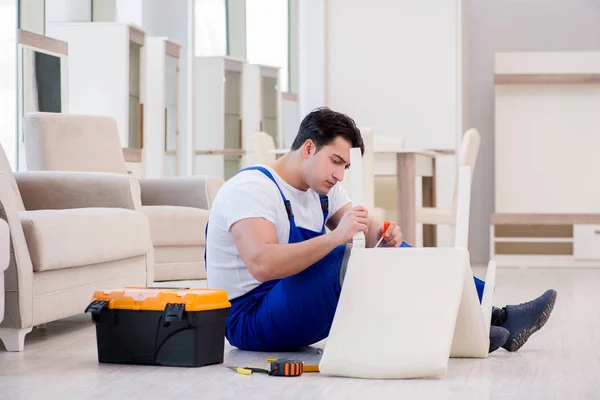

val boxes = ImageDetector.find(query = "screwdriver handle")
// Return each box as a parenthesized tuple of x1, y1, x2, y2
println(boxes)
(382, 221, 391, 237)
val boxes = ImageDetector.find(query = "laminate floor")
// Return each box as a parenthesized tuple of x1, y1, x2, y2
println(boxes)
(1, 267, 598, 399)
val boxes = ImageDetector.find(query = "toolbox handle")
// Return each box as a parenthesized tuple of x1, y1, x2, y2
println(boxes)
(85, 300, 109, 314)
(163, 303, 185, 323)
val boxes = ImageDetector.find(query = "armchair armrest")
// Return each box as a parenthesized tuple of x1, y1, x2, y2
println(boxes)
(0, 173, 34, 328)
(14, 171, 137, 211)
(138, 176, 225, 210)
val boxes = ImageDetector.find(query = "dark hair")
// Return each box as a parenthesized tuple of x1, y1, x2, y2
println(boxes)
(290, 107, 364, 155)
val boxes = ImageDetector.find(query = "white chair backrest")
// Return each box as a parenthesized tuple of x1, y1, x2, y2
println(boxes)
(344, 127, 374, 211)
(252, 132, 276, 164)
(452, 129, 480, 217)
(349, 147, 365, 248)
(453, 166, 472, 248)
(459, 128, 481, 169)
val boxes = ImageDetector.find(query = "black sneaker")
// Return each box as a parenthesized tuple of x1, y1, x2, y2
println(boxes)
(495, 289, 557, 352)
(489, 326, 509, 353)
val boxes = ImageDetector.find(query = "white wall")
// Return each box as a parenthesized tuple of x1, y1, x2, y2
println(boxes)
(325, 0, 462, 149)
(465, 0, 600, 262)
(298, 0, 325, 118)
(324, 0, 463, 246)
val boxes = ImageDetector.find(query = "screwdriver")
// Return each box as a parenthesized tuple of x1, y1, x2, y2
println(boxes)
(375, 221, 391, 248)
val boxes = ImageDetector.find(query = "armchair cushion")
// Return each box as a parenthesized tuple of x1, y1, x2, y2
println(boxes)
(20, 208, 153, 272)
(139, 176, 224, 210)
(142, 206, 209, 247)
(14, 171, 137, 211)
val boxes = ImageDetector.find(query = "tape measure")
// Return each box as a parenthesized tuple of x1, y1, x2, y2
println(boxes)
(227, 358, 319, 377)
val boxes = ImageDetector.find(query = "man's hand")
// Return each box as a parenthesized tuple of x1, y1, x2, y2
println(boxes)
(379, 221, 403, 248)
(330, 206, 370, 245)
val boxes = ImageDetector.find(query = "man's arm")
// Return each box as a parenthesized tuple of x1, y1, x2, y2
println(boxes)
(231, 218, 341, 282)
(231, 206, 369, 282)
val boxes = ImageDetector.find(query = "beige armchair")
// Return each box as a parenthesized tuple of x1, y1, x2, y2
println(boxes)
(0, 144, 154, 352)
(0, 219, 9, 326)
(24, 112, 224, 282)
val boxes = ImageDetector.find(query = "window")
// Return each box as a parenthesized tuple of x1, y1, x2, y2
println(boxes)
(245, 0, 289, 92)
(194, 0, 227, 57)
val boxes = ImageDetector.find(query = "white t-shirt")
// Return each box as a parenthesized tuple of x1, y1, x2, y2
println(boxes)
(205, 165, 351, 300)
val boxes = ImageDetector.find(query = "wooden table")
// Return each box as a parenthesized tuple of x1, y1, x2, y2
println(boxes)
(269, 148, 446, 246)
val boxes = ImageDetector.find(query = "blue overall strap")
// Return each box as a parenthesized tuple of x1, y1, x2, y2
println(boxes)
(206, 166, 291, 271)
(237, 166, 293, 219)
(319, 194, 329, 225)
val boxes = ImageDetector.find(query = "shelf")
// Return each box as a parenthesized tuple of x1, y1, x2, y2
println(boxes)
(491, 213, 600, 225)
(494, 237, 574, 243)
(494, 73, 600, 85)
(494, 241, 573, 256)
(18, 29, 68, 56)
(123, 148, 142, 162)
(195, 149, 246, 156)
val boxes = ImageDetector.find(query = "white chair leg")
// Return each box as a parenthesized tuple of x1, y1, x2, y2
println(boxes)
(0, 327, 33, 352)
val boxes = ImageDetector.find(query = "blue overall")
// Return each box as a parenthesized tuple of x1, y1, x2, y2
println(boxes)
(205, 166, 485, 352)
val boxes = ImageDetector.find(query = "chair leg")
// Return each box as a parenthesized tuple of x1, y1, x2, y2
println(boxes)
(0, 327, 33, 352)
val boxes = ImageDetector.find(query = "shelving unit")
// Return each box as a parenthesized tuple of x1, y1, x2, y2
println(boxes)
(16, 29, 69, 171)
(258, 64, 282, 146)
(194, 56, 248, 180)
(490, 214, 600, 268)
(144, 37, 182, 177)
(492, 51, 600, 267)
(46, 22, 146, 176)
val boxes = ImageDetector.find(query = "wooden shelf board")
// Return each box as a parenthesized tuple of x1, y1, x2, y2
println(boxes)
(195, 149, 246, 156)
(494, 73, 600, 85)
(18, 29, 68, 56)
(494, 237, 574, 243)
(494, 241, 573, 256)
(123, 148, 142, 163)
(491, 213, 600, 225)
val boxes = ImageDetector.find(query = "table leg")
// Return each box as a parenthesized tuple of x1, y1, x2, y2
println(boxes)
(422, 158, 437, 247)
(397, 153, 416, 245)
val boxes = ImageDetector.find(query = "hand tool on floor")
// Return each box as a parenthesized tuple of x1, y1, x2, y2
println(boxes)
(374, 221, 391, 248)
(227, 358, 318, 376)
(267, 357, 320, 373)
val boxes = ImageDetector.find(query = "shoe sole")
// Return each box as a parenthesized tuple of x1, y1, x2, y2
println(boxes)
(504, 290, 557, 352)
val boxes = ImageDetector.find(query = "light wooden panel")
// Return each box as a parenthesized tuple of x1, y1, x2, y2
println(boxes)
(491, 213, 600, 225)
(495, 242, 573, 255)
(495, 74, 600, 84)
(18, 29, 68, 55)
(123, 148, 142, 162)
(495, 224, 573, 238)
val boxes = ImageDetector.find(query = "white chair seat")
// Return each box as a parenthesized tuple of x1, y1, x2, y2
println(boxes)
(416, 207, 455, 226)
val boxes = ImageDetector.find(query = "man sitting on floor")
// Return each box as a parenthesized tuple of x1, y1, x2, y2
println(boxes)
(205, 107, 557, 354)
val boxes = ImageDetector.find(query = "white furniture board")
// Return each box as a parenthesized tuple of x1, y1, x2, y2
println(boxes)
(494, 52, 600, 214)
(144, 37, 167, 178)
(194, 56, 229, 177)
(319, 247, 470, 379)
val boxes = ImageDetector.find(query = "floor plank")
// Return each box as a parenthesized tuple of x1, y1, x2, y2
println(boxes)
(1, 268, 598, 399)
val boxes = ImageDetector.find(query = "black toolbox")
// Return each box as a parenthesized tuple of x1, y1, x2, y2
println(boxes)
(85, 287, 231, 367)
